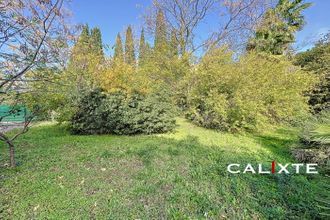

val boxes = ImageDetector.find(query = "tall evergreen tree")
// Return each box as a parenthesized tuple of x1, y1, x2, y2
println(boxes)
(247, 0, 311, 55)
(170, 30, 178, 56)
(139, 28, 146, 64)
(68, 24, 90, 70)
(125, 26, 135, 65)
(114, 33, 124, 62)
(154, 10, 168, 53)
(79, 24, 90, 47)
(67, 24, 95, 93)
(145, 42, 152, 55)
(90, 27, 104, 61)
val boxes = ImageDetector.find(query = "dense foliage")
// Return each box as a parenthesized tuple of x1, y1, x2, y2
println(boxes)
(293, 111, 330, 172)
(125, 26, 136, 65)
(70, 89, 176, 135)
(247, 0, 311, 55)
(295, 33, 330, 113)
(183, 48, 315, 132)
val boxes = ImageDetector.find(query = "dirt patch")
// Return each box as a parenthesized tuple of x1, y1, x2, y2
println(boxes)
(0, 122, 24, 133)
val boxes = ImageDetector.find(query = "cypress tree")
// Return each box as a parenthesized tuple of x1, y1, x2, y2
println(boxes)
(79, 24, 90, 46)
(67, 24, 94, 92)
(125, 26, 135, 65)
(114, 33, 124, 62)
(68, 24, 90, 68)
(90, 27, 104, 61)
(139, 28, 146, 65)
(146, 42, 152, 55)
(170, 30, 178, 57)
(154, 10, 168, 54)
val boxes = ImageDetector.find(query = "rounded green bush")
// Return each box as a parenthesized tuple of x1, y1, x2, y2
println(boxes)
(70, 89, 176, 135)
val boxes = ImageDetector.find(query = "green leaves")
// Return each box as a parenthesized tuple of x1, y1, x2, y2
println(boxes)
(293, 111, 330, 175)
(70, 89, 176, 135)
(295, 34, 330, 113)
(154, 10, 168, 54)
(247, 0, 311, 55)
(114, 33, 124, 62)
(184, 49, 316, 132)
(125, 26, 136, 66)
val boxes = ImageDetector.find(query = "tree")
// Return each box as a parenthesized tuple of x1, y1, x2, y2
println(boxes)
(295, 33, 330, 113)
(139, 28, 147, 65)
(91, 27, 105, 62)
(154, 10, 168, 54)
(114, 33, 124, 62)
(145, 0, 271, 55)
(80, 25, 90, 45)
(69, 25, 90, 66)
(125, 26, 136, 65)
(59, 25, 106, 124)
(147, 0, 215, 54)
(138, 9, 191, 99)
(247, 0, 311, 55)
(170, 30, 179, 56)
(67, 25, 95, 93)
(0, 0, 72, 167)
(209, 0, 277, 51)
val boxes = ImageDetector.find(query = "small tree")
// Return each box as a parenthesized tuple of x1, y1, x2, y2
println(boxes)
(0, 0, 72, 167)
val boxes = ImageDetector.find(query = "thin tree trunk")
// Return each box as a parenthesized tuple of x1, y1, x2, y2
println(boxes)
(0, 118, 33, 168)
(8, 141, 15, 168)
(0, 132, 16, 168)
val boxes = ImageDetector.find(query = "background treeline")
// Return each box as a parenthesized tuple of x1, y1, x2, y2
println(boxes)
(22, 0, 328, 143)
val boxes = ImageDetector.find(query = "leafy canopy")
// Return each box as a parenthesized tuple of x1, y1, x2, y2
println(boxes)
(184, 47, 316, 132)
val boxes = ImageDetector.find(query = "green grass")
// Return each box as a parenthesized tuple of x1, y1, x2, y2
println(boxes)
(0, 118, 327, 219)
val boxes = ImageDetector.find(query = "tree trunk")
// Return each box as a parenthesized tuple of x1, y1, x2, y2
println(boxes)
(8, 141, 15, 168)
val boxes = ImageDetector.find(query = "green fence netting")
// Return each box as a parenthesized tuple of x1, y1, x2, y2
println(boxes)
(0, 105, 30, 122)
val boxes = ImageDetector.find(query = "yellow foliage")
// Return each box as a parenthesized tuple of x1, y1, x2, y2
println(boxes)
(184, 48, 317, 131)
(98, 60, 151, 94)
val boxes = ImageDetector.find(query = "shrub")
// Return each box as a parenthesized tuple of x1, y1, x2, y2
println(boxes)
(184, 48, 316, 132)
(70, 89, 176, 135)
(292, 111, 330, 172)
(69, 88, 108, 134)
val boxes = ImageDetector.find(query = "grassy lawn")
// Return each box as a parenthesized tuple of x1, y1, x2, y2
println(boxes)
(0, 118, 326, 219)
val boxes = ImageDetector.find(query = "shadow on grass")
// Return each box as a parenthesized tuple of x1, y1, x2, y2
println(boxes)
(0, 124, 322, 219)
(251, 128, 299, 161)
(126, 135, 319, 219)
